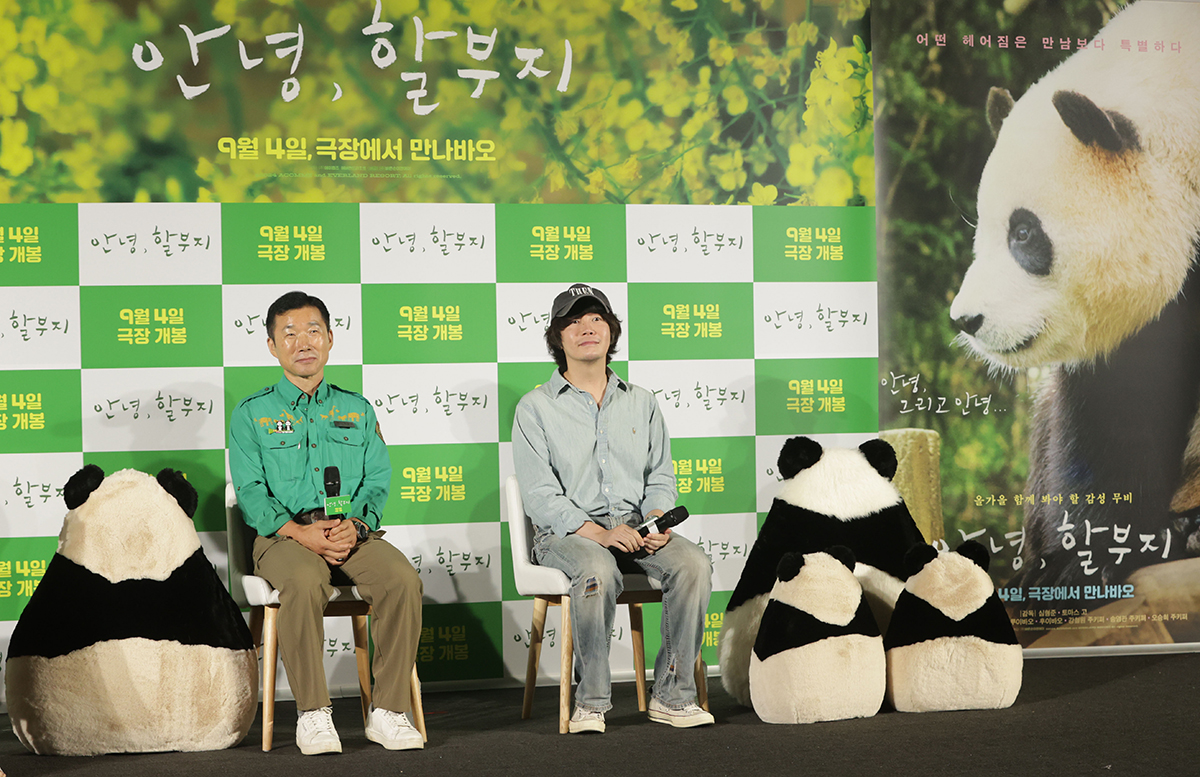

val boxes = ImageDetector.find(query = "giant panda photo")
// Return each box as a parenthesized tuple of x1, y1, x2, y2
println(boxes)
(876, 0, 1200, 644)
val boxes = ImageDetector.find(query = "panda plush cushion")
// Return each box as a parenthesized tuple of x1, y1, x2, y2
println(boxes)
(884, 541, 1022, 713)
(750, 547, 885, 724)
(719, 436, 925, 707)
(5, 465, 258, 755)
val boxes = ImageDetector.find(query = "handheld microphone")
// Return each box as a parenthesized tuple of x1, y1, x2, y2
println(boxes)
(633, 505, 689, 537)
(323, 466, 350, 517)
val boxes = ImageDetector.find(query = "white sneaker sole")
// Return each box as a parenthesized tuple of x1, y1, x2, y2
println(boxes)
(648, 709, 715, 728)
(568, 719, 605, 734)
(297, 738, 342, 755)
(366, 727, 425, 750)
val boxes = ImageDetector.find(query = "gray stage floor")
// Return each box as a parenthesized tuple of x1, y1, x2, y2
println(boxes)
(2, 652, 1198, 777)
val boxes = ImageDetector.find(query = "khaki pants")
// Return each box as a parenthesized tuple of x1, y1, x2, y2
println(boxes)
(253, 532, 422, 713)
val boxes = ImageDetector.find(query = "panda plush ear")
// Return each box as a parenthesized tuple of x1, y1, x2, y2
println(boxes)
(955, 539, 990, 572)
(777, 437, 823, 480)
(903, 543, 939, 577)
(986, 86, 1014, 139)
(1052, 90, 1140, 154)
(64, 464, 105, 510)
(775, 552, 805, 583)
(825, 545, 857, 572)
(156, 468, 199, 519)
(858, 439, 897, 480)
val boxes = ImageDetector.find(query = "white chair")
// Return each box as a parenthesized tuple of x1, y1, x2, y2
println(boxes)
(225, 484, 426, 751)
(504, 475, 708, 733)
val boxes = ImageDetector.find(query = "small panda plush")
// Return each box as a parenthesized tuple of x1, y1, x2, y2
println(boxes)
(750, 547, 885, 724)
(884, 541, 1022, 713)
(5, 465, 258, 755)
(719, 436, 925, 707)
(949, 0, 1200, 587)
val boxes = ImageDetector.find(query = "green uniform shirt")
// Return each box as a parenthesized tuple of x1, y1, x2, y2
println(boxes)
(229, 376, 391, 537)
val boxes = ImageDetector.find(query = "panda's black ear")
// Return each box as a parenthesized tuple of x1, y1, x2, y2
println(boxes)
(778, 437, 822, 480)
(776, 552, 805, 583)
(859, 438, 897, 480)
(903, 543, 939, 577)
(825, 545, 856, 571)
(986, 86, 1014, 138)
(156, 468, 198, 519)
(1052, 90, 1140, 154)
(64, 464, 105, 510)
(956, 539, 990, 572)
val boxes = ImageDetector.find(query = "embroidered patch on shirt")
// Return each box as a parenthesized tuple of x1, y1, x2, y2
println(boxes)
(333, 420, 357, 428)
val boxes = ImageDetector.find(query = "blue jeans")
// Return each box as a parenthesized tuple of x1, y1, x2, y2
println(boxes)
(534, 528, 713, 712)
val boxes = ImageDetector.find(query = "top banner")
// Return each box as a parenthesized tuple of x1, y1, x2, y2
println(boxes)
(0, 0, 871, 207)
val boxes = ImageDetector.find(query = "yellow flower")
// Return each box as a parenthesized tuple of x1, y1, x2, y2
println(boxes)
(625, 118, 654, 152)
(21, 82, 57, 114)
(613, 156, 641, 187)
(747, 182, 777, 205)
(708, 37, 734, 67)
(1, 54, 38, 91)
(0, 117, 33, 175)
(546, 161, 567, 192)
(671, 0, 698, 11)
(813, 166, 853, 205)
(787, 22, 819, 51)
(0, 86, 16, 117)
(853, 154, 875, 204)
(838, 0, 870, 24)
(722, 85, 748, 116)
(585, 168, 607, 195)
(786, 143, 820, 187)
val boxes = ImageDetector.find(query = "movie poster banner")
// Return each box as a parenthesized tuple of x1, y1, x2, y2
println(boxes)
(1, 0, 877, 703)
(875, 0, 1200, 649)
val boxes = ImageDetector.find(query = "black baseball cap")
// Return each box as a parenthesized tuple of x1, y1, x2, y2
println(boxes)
(550, 284, 613, 319)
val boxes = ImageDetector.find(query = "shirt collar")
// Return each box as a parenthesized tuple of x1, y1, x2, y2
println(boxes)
(548, 368, 628, 397)
(275, 375, 330, 407)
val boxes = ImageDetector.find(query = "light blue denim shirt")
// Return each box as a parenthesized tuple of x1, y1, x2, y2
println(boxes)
(512, 369, 677, 541)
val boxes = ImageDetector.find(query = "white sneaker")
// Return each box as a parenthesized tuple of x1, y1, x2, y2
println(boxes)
(568, 705, 605, 734)
(295, 706, 341, 755)
(647, 698, 714, 728)
(366, 706, 425, 750)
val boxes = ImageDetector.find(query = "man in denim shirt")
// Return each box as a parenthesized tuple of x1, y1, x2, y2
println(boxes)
(512, 284, 714, 733)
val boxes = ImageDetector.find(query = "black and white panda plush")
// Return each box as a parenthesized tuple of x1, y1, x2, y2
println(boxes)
(884, 541, 1022, 713)
(5, 465, 257, 755)
(949, 0, 1200, 588)
(750, 547, 884, 724)
(719, 436, 925, 707)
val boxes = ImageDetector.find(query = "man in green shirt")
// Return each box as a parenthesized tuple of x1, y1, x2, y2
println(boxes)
(229, 291, 423, 755)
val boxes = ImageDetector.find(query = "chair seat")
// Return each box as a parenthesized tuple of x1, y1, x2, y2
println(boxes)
(512, 565, 663, 598)
(241, 576, 364, 608)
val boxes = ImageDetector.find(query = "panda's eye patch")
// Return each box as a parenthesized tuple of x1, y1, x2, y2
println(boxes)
(1007, 208, 1053, 276)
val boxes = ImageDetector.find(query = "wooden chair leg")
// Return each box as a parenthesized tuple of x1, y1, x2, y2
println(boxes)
(523, 596, 549, 720)
(694, 655, 709, 712)
(558, 596, 573, 734)
(629, 602, 648, 711)
(409, 664, 427, 742)
(352, 612, 372, 726)
(261, 605, 280, 752)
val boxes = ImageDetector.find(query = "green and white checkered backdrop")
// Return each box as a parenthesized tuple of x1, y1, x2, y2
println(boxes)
(0, 200, 877, 702)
